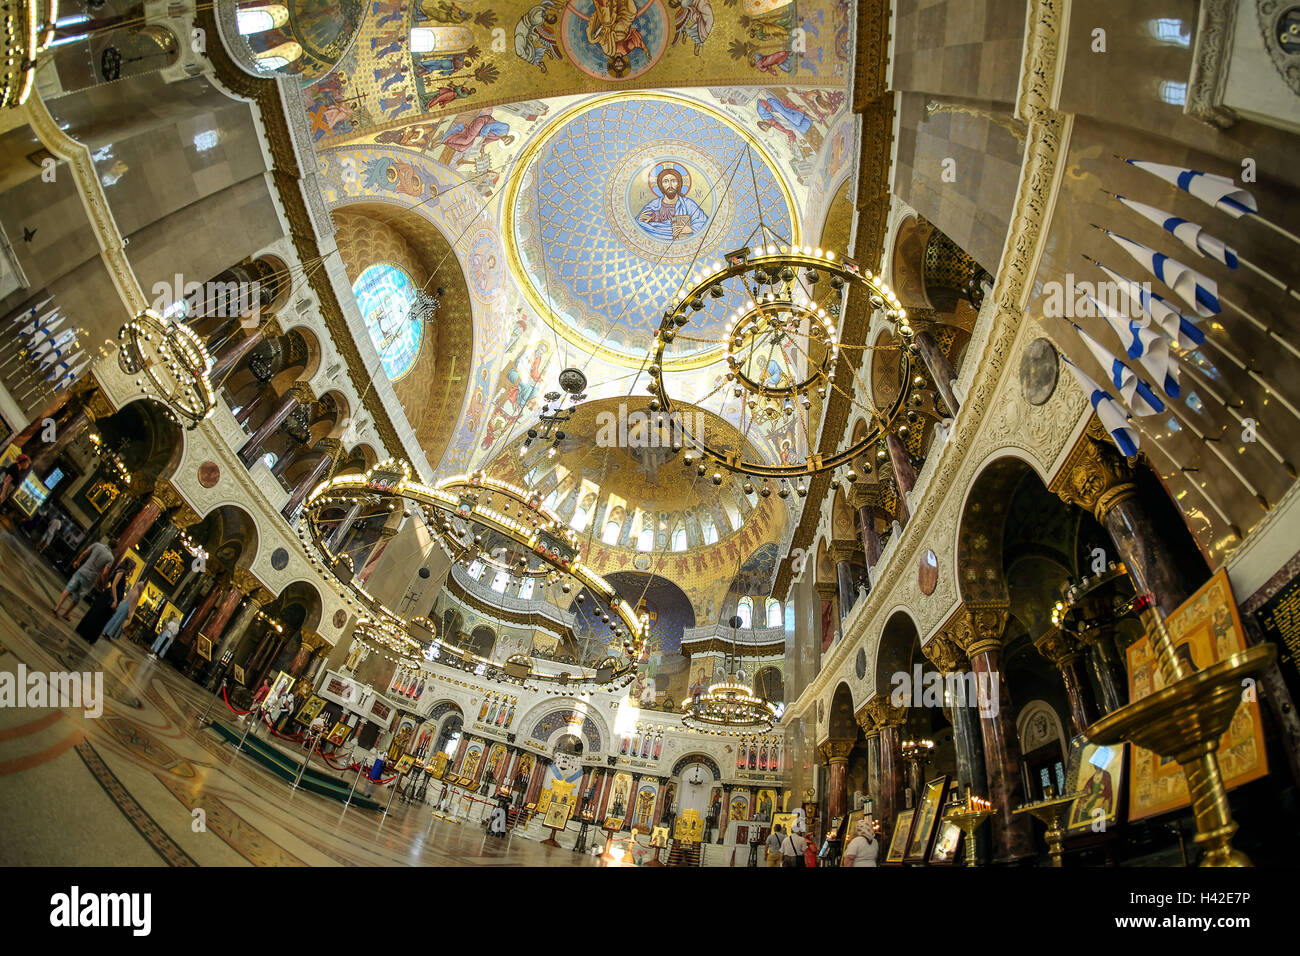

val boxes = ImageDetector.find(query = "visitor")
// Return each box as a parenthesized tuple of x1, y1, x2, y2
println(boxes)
(101, 578, 145, 642)
(38, 513, 62, 552)
(781, 826, 807, 867)
(0, 453, 30, 504)
(842, 816, 879, 867)
(75, 556, 130, 644)
(150, 614, 180, 660)
(53, 537, 117, 621)
(765, 824, 785, 867)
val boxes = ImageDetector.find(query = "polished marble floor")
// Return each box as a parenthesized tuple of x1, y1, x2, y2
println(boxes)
(0, 524, 594, 867)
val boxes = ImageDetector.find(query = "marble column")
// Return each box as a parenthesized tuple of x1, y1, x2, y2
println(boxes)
(814, 581, 838, 652)
(209, 586, 268, 685)
(717, 784, 733, 841)
(113, 481, 181, 563)
(854, 495, 885, 575)
(622, 773, 643, 831)
(885, 433, 916, 527)
(204, 587, 245, 652)
(178, 580, 222, 649)
(864, 698, 907, 836)
(328, 502, 363, 552)
(238, 384, 309, 467)
(28, 403, 92, 475)
(208, 327, 265, 386)
(283, 439, 344, 520)
(1035, 628, 1100, 735)
(1051, 426, 1192, 618)
(819, 739, 854, 822)
(234, 387, 270, 427)
(831, 540, 858, 623)
(912, 327, 960, 418)
(528, 758, 551, 804)
(952, 607, 1034, 862)
(860, 722, 881, 816)
(925, 629, 989, 841)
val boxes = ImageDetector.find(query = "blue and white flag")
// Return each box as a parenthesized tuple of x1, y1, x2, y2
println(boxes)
(7, 296, 53, 326)
(52, 358, 91, 392)
(1062, 357, 1140, 457)
(38, 340, 79, 371)
(1087, 295, 1179, 398)
(1095, 261, 1204, 349)
(42, 351, 84, 382)
(1126, 160, 1257, 219)
(1106, 230, 1220, 316)
(17, 308, 60, 339)
(1115, 195, 1238, 268)
(1074, 323, 1166, 415)
(30, 328, 76, 362)
(20, 314, 65, 347)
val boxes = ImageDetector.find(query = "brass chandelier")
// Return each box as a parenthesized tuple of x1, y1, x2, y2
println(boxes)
(681, 615, 778, 734)
(117, 308, 216, 429)
(648, 244, 915, 491)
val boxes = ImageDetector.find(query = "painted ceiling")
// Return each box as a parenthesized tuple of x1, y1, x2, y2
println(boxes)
(306, 1, 856, 499)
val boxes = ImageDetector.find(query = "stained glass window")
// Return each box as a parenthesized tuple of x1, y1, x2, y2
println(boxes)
(352, 263, 423, 381)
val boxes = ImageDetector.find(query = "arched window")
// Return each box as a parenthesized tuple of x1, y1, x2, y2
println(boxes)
(236, 4, 288, 35)
(518, 577, 535, 599)
(352, 263, 422, 381)
(466, 559, 484, 580)
(701, 512, 718, 545)
(602, 520, 621, 545)
(737, 597, 753, 629)
(765, 598, 782, 628)
(637, 526, 654, 552)
(491, 570, 509, 594)
(672, 527, 688, 551)
(571, 505, 589, 532)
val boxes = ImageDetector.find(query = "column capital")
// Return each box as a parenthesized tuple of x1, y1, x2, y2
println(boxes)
(818, 738, 855, 764)
(1048, 417, 1139, 522)
(863, 696, 908, 729)
(847, 481, 891, 513)
(814, 580, 838, 600)
(1033, 627, 1085, 668)
(853, 706, 880, 737)
(921, 631, 967, 673)
(287, 381, 316, 405)
(81, 386, 116, 421)
(171, 499, 203, 529)
(231, 567, 266, 595)
(149, 477, 185, 513)
(964, 604, 1010, 658)
(300, 629, 329, 653)
(829, 538, 859, 565)
(315, 437, 346, 462)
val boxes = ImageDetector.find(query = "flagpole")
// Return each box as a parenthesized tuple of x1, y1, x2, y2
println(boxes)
(1191, 330, 1300, 427)
(1217, 294, 1300, 361)
(1234, 255, 1300, 303)
(1125, 416, 1239, 537)
(1177, 363, 1295, 474)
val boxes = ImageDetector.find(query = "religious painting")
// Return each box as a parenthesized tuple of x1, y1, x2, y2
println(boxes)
(843, 810, 863, 847)
(772, 812, 796, 837)
(195, 634, 213, 662)
(606, 772, 632, 822)
(86, 477, 120, 514)
(735, 825, 749, 845)
(633, 783, 657, 828)
(650, 825, 670, 847)
(728, 793, 749, 822)
(537, 787, 553, 815)
(543, 800, 573, 831)
(326, 721, 352, 746)
(484, 742, 507, 785)
(1126, 570, 1268, 821)
(232, 665, 246, 686)
(559, 0, 671, 82)
(674, 809, 703, 843)
(461, 741, 484, 783)
(295, 695, 327, 726)
(395, 755, 416, 775)
(1064, 738, 1127, 833)
(929, 820, 963, 865)
(430, 751, 450, 779)
(905, 775, 949, 863)
(153, 546, 185, 586)
(885, 809, 915, 864)
(754, 788, 776, 822)
(140, 581, 166, 622)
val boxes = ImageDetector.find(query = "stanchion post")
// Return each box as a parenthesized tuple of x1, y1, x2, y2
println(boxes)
(199, 678, 225, 727)
(292, 733, 315, 791)
(382, 770, 400, 819)
(343, 759, 364, 812)
(235, 707, 259, 755)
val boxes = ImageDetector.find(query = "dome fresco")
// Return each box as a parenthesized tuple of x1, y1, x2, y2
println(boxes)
(504, 94, 796, 367)
(237, 0, 366, 84)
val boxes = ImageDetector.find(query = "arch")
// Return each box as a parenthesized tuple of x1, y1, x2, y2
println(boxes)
(874, 608, 921, 700)
(736, 596, 753, 629)
(526, 706, 604, 754)
(954, 451, 1045, 607)
(754, 665, 784, 702)
(1017, 699, 1067, 761)
(670, 753, 722, 780)
(464, 625, 496, 659)
(192, 502, 261, 573)
(275, 579, 323, 632)
(96, 398, 186, 485)
(827, 681, 857, 739)
(764, 597, 782, 628)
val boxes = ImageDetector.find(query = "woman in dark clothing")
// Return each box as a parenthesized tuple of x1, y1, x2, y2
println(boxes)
(76, 559, 129, 645)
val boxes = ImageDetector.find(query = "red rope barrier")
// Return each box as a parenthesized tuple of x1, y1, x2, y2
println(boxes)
(221, 687, 252, 715)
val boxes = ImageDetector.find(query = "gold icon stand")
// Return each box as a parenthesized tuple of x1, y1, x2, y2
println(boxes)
(1013, 793, 1078, 867)
(1083, 596, 1276, 867)
(942, 800, 997, 867)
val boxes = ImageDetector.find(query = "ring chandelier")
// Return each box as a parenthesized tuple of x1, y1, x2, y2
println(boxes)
(681, 677, 778, 734)
(648, 246, 916, 491)
(116, 309, 216, 429)
(301, 460, 649, 685)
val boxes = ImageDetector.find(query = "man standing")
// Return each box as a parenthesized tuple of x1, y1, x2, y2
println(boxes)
(38, 513, 62, 552)
(52, 536, 116, 620)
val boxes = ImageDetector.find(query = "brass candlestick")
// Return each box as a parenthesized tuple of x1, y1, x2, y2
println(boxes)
(1083, 594, 1276, 867)
(942, 794, 997, 867)
(1013, 793, 1078, 866)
